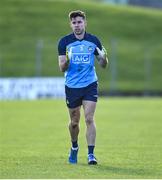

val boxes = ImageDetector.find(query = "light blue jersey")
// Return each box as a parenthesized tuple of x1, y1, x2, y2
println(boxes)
(58, 32, 102, 88)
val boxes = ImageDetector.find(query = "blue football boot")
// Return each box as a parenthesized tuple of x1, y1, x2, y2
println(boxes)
(69, 147, 78, 164)
(88, 153, 97, 165)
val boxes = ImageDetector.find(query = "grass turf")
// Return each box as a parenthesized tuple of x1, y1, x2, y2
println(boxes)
(0, 98, 162, 178)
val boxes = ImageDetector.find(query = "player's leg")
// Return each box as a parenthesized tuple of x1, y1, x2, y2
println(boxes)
(65, 85, 83, 164)
(68, 106, 81, 164)
(68, 106, 81, 145)
(82, 100, 97, 165)
(83, 100, 96, 145)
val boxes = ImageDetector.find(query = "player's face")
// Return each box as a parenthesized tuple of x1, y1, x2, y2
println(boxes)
(70, 16, 86, 35)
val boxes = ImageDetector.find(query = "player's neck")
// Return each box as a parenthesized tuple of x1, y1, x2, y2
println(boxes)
(74, 31, 85, 40)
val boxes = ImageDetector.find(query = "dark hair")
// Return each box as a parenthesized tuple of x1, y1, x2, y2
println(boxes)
(69, 10, 86, 20)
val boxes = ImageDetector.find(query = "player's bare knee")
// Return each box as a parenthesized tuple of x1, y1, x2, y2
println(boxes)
(85, 115, 94, 126)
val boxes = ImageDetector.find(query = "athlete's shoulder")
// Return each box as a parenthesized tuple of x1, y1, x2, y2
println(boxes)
(85, 33, 102, 48)
(58, 33, 75, 55)
(85, 33, 101, 44)
(58, 33, 74, 45)
(86, 33, 100, 41)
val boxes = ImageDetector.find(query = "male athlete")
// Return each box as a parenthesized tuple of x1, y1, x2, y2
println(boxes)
(58, 10, 108, 165)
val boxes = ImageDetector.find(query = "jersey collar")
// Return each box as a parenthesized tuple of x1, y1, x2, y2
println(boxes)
(72, 32, 87, 41)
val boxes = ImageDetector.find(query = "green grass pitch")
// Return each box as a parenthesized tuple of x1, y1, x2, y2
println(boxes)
(0, 98, 162, 178)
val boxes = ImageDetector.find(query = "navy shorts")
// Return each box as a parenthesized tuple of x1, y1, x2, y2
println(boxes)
(65, 81, 98, 108)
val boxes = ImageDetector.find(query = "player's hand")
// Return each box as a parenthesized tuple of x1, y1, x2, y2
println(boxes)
(96, 46, 107, 58)
(66, 50, 69, 61)
(66, 47, 72, 61)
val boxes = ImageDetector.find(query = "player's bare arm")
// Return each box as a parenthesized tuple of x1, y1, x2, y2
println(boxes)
(58, 55, 69, 72)
(96, 46, 108, 68)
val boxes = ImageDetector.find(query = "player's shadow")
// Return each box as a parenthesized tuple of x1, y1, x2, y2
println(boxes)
(79, 163, 155, 177)
(98, 165, 153, 176)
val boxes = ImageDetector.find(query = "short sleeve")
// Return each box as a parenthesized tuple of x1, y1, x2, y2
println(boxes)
(94, 36, 102, 56)
(58, 38, 66, 55)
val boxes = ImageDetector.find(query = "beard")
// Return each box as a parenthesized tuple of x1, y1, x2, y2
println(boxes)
(74, 28, 84, 35)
